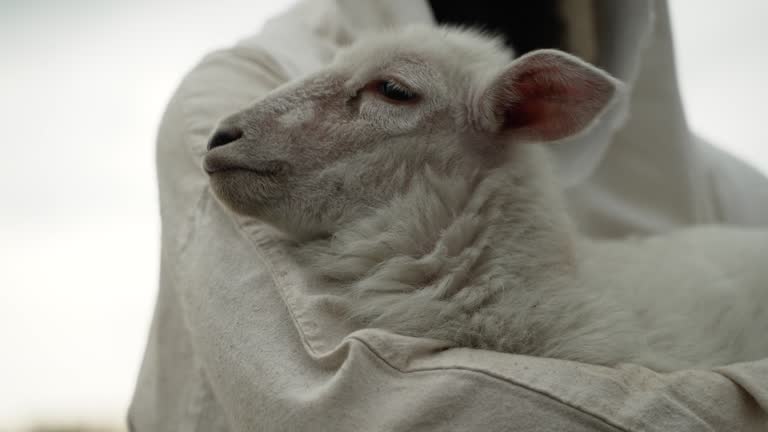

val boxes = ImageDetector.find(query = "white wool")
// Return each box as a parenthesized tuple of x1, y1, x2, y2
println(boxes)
(206, 25, 768, 371)
(304, 145, 768, 371)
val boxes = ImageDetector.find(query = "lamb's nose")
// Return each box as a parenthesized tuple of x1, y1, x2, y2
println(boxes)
(207, 125, 244, 150)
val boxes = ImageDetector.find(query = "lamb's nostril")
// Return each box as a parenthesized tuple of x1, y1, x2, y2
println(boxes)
(207, 126, 244, 151)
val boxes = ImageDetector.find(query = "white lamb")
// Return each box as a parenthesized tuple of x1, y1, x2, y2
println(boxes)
(203, 26, 768, 371)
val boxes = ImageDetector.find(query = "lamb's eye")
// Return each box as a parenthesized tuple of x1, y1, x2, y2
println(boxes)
(375, 80, 418, 103)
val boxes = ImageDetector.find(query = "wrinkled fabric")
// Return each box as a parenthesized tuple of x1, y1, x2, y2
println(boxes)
(129, 0, 768, 430)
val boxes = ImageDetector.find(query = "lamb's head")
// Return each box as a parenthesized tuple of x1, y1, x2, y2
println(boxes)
(204, 26, 620, 240)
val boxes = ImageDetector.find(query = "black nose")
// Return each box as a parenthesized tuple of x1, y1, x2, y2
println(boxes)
(207, 125, 244, 150)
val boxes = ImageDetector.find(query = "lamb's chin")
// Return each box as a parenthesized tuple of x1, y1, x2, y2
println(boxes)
(208, 170, 285, 217)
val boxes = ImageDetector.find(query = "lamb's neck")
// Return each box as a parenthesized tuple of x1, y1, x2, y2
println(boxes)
(302, 163, 578, 295)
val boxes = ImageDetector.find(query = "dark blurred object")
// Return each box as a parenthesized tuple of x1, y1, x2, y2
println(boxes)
(428, 0, 565, 53)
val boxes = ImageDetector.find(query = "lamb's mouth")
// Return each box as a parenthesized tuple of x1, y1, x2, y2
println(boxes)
(203, 155, 290, 176)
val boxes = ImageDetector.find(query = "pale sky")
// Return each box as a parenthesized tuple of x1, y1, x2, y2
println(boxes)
(0, 0, 765, 429)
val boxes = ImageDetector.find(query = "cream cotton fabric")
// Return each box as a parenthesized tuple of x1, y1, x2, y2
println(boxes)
(129, 0, 768, 430)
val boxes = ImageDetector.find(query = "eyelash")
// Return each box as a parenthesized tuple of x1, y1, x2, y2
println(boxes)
(369, 79, 420, 104)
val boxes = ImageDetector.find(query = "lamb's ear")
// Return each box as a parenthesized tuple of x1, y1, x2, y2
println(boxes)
(476, 49, 620, 142)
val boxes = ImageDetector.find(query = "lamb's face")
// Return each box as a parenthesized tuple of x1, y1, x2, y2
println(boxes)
(204, 27, 619, 240)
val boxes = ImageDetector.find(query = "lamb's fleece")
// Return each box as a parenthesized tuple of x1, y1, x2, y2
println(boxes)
(302, 148, 768, 371)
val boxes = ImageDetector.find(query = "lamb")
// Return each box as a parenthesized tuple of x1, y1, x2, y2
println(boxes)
(203, 26, 768, 371)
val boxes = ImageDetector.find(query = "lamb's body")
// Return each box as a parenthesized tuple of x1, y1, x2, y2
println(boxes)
(582, 227, 768, 368)
(204, 26, 768, 371)
(301, 145, 768, 370)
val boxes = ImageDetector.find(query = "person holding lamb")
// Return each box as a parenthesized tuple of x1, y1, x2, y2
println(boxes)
(130, 1, 768, 431)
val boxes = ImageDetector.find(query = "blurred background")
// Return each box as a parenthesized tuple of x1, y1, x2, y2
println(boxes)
(0, 0, 766, 430)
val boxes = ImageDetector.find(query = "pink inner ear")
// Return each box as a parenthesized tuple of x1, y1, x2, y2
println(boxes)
(492, 52, 615, 142)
